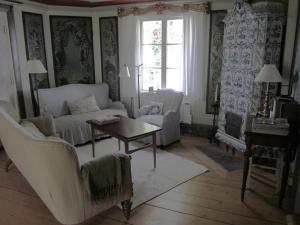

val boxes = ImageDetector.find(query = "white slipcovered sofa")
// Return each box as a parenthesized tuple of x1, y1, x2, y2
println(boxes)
(137, 89, 184, 146)
(0, 101, 133, 225)
(38, 83, 127, 145)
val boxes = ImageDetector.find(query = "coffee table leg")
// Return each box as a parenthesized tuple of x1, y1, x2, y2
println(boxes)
(152, 133, 156, 168)
(124, 141, 129, 154)
(91, 125, 95, 158)
(118, 139, 121, 151)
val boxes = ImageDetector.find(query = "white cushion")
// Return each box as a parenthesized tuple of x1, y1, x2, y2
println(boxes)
(24, 114, 57, 136)
(20, 121, 46, 139)
(148, 101, 164, 115)
(67, 96, 100, 115)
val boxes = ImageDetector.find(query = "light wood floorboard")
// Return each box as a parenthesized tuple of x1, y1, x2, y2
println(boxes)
(0, 136, 287, 225)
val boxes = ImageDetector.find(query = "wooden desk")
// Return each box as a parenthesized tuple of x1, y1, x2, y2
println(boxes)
(242, 121, 298, 207)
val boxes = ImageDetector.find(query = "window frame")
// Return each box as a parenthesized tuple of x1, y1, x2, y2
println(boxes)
(140, 15, 184, 92)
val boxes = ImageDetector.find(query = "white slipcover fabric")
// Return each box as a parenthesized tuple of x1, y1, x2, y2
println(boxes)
(137, 89, 183, 146)
(38, 84, 128, 145)
(0, 106, 132, 225)
(38, 83, 110, 117)
(55, 109, 127, 145)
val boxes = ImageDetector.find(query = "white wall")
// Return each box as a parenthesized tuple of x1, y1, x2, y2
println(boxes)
(12, 0, 233, 123)
(0, 11, 19, 111)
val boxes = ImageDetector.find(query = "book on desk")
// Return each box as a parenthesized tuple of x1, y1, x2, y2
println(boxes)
(252, 117, 289, 136)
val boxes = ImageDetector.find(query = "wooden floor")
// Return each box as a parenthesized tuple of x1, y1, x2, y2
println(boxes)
(0, 136, 287, 225)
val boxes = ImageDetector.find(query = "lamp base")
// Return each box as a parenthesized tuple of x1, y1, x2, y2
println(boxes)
(258, 82, 270, 118)
(257, 110, 268, 118)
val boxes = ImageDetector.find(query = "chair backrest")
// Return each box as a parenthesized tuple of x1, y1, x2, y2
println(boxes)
(155, 89, 184, 113)
(0, 107, 85, 224)
(38, 83, 110, 117)
(0, 100, 20, 122)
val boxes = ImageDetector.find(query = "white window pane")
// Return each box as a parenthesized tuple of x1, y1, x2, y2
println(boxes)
(142, 21, 162, 44)
(167, 19, 183, 44)
(167, 45, 182, 68)
(142, 45, 161, 67)
(166, 69, 183, 91)
(141, 68, 161, 91)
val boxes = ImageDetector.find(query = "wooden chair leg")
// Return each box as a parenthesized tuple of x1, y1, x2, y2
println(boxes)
(121, 199, 132, 220)
(5, 158, 12, 172)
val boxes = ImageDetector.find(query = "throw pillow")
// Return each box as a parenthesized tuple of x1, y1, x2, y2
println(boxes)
(24, 114, 57, 136)
(148, 101, 164, 115)
(20, 121, 46, 139)
(67, 95, 100, 115)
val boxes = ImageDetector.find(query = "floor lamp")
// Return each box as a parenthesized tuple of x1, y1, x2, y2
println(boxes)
(26, 60, 47, 115)
(124, 63, 143, 109)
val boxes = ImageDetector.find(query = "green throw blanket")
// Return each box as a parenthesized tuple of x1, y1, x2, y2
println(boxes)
(81, 153, 129, 202)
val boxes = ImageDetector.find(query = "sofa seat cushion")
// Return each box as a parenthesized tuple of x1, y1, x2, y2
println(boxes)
(55, 109, 128, 145)
(137, 115, 163, 127)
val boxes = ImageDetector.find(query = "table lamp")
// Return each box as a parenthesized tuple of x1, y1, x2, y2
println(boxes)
(26, 60, 47, 114)
(255, 64, 282, 117)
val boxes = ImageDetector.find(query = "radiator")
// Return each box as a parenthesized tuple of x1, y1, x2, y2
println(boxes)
(182, 103, 192, 124)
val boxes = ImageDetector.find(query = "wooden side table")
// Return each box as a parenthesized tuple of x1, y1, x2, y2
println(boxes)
(242, 121, 298, 207)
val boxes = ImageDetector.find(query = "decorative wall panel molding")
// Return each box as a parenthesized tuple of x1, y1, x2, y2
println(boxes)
(22, 12, 49, 115)
(99, 16, 120, 101)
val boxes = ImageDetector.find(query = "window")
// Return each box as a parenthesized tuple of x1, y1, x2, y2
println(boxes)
(141, 18, 184, 92)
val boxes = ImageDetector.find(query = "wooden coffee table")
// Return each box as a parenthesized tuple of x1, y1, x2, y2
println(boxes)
(87, 116, 162, 168)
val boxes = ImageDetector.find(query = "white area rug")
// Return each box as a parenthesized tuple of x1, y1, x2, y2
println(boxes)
(76, 138, 208, 208)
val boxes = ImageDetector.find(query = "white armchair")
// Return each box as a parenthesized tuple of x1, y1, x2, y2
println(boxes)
(136, 89, 184, 146)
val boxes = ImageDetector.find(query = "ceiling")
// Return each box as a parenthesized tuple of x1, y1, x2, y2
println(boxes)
(27, 0, 167, 7)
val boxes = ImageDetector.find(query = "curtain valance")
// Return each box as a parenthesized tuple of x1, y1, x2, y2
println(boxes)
(118, 2, 210, 17)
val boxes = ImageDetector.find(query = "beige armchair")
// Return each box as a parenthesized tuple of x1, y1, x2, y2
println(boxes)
(0, 101, 133, 225)
(136, 89, 184, 146)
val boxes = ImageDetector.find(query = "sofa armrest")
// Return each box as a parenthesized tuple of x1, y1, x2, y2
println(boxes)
(108, 101, 126, 110)
(162, 110, 179, 127)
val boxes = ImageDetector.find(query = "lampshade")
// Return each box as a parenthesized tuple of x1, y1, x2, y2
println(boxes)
(26, 60, 47, 74)
(255, 64, 282, 83)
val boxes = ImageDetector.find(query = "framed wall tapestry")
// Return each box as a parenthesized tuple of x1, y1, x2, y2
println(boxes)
(50, 16, 95, 86)
(206, 10, 227, 114)
(291, 3, 300, 102)
(99, 16, 120, 101)
(22, 12, 49, 115)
